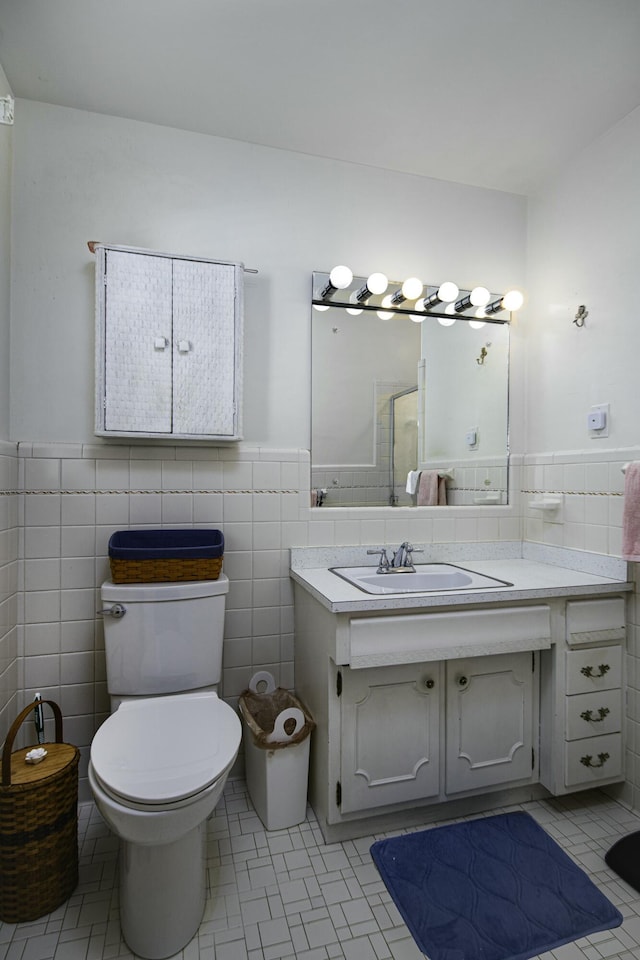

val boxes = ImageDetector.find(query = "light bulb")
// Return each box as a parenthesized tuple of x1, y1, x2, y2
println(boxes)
(346, 307, 362, 316)
(502, 289, 524, 311)
(410, 314, 425, 323)
(414, 298, 427, 312)
(381, 294, 395, 309)
(438, 281, 459, 302)
(329, 265, 353, 290)
(313, 303, 330, 312)
(401, 277, 423, 300)
(367, 272, 388, 295)
(470, 286, 491, 307)
(438, 314, 457, 327)
(377, 310, 395, 320)
(444, 302, 457, 315)
(469, 314, 487, 329)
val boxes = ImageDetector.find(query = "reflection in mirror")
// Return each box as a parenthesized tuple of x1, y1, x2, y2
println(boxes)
(311, 277, 510, 508)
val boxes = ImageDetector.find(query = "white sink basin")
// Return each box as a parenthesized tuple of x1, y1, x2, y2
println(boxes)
(330, 563, 513, 594)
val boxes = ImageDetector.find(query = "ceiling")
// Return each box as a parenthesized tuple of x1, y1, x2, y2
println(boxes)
(1, 0, 640, 196)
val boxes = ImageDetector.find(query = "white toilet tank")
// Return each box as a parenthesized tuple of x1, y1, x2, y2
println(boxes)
(101, 576, 229, 698)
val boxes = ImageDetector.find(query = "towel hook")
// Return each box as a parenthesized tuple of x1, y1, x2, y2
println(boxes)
(574, 305, 588, 327)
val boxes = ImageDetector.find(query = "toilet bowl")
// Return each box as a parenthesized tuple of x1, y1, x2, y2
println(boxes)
(90, 690, 241, 959)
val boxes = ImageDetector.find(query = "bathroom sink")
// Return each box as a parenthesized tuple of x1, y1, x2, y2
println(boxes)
(330, 563, 513, 595)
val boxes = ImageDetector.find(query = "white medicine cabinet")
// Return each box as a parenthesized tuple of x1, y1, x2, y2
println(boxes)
(94, 244, 243, 440)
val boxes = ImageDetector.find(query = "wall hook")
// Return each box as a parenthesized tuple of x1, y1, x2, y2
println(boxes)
(476, 343, 491, 365)
(574, 305, 588, 327)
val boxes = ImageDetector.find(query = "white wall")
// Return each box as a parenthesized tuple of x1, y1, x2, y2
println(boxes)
(526, 105, 640, 456)
(0, 63, 12, 440)
(10, 100, 526, 447)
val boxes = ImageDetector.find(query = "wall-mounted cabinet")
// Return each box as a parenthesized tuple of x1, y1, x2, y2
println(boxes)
(95, 244, 243, 440)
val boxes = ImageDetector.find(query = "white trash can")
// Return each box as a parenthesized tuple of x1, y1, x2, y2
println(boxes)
(239, 671, 315, 831)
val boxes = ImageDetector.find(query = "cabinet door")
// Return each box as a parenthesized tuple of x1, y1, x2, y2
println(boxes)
(339, 663, 440, 813)
(446, 652, 535, 794)
(103, 250, 173, 433)
(96, 245, 243, 439)
(172, 259, 238, 436)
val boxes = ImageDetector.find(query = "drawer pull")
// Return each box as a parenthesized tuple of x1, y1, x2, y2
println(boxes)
(580, 707, 610, 723)
(580, 752, 610, 769)
(580, 663, 610, 679)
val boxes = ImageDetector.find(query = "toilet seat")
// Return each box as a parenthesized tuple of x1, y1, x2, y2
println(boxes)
(90, 691, 241, 806)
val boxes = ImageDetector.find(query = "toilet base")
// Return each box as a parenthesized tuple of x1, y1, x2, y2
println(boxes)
(119, 822, 206, 959)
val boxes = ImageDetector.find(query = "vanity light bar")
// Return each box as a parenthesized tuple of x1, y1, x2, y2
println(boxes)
(313, 270, 523, 324)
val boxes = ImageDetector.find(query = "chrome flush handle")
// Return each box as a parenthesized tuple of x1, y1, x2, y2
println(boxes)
(97, 603, 126, 619)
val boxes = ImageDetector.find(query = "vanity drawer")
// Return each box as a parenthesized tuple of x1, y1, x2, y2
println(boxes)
(566, 598, 625, 647)
(565, 689, 622, 740)
(565, 645, 622, 695)
(348, 605, 551, 667)
(565, 733, 622, 787)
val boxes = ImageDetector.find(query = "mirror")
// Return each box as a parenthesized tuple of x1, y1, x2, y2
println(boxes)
(311, 272, 510, 507)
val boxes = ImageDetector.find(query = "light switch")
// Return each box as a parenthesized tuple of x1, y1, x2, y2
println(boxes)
(465, 428, 478, 447)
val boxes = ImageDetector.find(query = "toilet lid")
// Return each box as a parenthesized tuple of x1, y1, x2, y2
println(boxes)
(90, 692, 241, 804)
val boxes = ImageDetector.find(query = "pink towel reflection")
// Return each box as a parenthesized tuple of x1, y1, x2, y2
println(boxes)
(416, 471, 447, 506)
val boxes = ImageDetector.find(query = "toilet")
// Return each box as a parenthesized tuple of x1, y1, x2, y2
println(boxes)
(89, 575, 241, 960)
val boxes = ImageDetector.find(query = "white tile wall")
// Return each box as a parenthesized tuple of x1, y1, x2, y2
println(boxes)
(4, 440, 640, 816)
(0, 440, 19, 743)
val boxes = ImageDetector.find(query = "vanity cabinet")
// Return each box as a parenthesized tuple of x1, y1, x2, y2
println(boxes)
(293, 582, 627, 842)
(94, 244, 243, 440)
(338, 652, 536, 815)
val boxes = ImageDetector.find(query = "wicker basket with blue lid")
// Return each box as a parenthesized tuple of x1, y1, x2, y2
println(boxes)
(108, 528, 224, 583)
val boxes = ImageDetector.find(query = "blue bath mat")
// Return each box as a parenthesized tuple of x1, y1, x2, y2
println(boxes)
(370, 811, 622, 960)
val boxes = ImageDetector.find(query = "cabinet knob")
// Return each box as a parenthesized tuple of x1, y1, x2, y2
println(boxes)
(580, 752, 610, 769)
(423, 678, 435, 690)
(580, 663, 610, 679)
(457, 676, 468, 687)
(177, 340, 192, 353)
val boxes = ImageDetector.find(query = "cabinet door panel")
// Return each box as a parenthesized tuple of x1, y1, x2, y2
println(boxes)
(446, 652, 534, 794)
(172, 259, 237, 436)
(340, 664, 440, 813)
(104, 251, 173, 433)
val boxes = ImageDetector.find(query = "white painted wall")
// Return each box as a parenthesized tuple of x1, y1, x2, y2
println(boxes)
(9, 100, 526, 447)
(0, 63, 12, 440)
(526, 105, 640, 455)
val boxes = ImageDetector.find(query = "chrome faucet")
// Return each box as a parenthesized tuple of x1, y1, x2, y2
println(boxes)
(367, 542, 424, 573)
(391, 541, 423, 572)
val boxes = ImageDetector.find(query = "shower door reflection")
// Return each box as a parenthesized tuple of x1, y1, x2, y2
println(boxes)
(390, 387, 418, 506)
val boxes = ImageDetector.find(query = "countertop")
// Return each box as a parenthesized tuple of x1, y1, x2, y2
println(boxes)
(290, 557, 633, 614)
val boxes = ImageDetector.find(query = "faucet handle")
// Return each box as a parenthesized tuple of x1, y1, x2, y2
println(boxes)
(366, 547, 390, 572)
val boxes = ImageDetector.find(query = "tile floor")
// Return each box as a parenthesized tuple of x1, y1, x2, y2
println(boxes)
(3, 784, 640, 960)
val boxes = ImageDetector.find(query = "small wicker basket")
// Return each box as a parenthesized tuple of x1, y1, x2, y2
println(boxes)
(0, 700, 80, 923)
